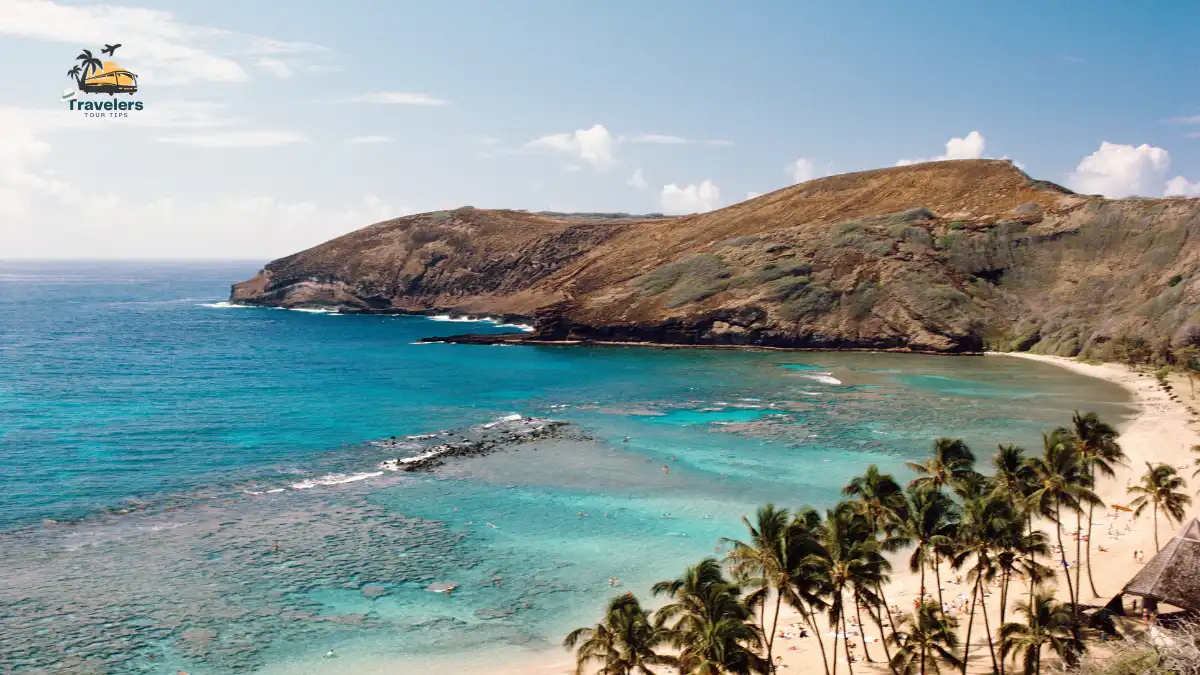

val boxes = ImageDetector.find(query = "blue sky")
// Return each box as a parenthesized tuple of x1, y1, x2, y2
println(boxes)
(1, 0, 1199, 258)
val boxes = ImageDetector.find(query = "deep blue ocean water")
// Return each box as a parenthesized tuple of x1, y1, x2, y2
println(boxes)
(0, 262, 1134, 674)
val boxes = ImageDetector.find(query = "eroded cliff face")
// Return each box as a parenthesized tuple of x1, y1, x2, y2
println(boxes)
(231, 160, 1200, 357)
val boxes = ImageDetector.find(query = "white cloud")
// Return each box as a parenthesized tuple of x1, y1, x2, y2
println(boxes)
(627, 168, 648, 189)
(1066, 142, 1171, 198)
(631, 133, 688, 144)
(1164, 115, 1200, 125)
(1164, 175, 1200, 198)
(628, 133, 734, 147)
(0, 111, 408, 258)
(0, 0, 327, 85)
(527, 124, 615, 169)
(897, 130, 987, 166)
(945, 131, 986, 160)
(345, 135, 393, 145)
(339, 92, 447, 105)
(786, 158, 817, 184)
(156, 131, 309, 148)
(255, 58, 293, 78)
(661, 180, 721, 215)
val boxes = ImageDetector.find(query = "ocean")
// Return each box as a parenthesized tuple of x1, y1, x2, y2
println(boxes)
(0, 261, 1133, 674)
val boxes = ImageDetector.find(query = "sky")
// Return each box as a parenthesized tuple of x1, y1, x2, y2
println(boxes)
(2, 0, 1200, 259)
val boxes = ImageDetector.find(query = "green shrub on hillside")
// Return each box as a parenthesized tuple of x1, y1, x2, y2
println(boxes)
(746, 261, 812, 285)
(632, 253, 733, 308)
(779, 284, 838, 321)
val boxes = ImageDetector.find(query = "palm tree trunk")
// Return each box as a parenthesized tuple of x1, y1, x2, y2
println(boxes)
(961, 575, 979, 675)
(1055, 504, 1082, 650)
(799, 602, 831, 675)
(830, 600, 840, 675)
(841, 606, 856, 675)
(1033, 644, 1041, 675)
(998, 568, 1009, 675)
(853, 590, 872, 662)
(978, 579, 999, 675)
(1054, 505, 1076, 611)
(1085, 501, 1099, 597)
(920, 632, 927, 675)
(873, 579, 899, 674)
(920, 553, 927, 602)
(1074, 510, 1083, 603)
(765, 591, 779, 670)
(771, 590, 785, 668)
(1027, 514, 1036, 610)
(934, 558, 945, 609)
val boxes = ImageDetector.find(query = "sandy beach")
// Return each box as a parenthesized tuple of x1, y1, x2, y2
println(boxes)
(758, 353, 1200, 675)
(477, 353, 1200, 675)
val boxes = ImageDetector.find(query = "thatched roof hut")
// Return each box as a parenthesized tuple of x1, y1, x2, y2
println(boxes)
(1118, 517, 1200, 613)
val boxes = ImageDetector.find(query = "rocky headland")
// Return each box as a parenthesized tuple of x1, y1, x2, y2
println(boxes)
(231, 159, 1200, 358)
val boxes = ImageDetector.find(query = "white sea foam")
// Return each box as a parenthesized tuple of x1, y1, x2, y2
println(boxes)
(199, 301, 253, 309)
(427, 315, 534, 332)
(288, 307, 339, 314)
(800, 373, 842, 385)
(380, 447, 451, 470)
(495, 323, 536, 332)
(291, 471, 383, 490)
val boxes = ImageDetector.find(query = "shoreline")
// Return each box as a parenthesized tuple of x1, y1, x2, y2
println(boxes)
(472, 352, 1200, 675)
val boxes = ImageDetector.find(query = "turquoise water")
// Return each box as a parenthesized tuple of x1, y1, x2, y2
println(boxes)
(0, 262, 1134, 674)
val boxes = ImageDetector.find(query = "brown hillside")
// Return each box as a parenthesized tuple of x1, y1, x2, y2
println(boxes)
(231, 159, 1200, 357)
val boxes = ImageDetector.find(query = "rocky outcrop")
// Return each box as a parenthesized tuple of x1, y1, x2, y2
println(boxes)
(232, 160, 1200, 358)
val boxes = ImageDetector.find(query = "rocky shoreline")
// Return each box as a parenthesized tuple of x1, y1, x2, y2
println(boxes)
(374, 416, 582, 472)
(419, 331, 985, 355)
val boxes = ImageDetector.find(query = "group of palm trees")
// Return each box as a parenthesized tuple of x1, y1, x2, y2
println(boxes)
(565, 412, 1197, 675)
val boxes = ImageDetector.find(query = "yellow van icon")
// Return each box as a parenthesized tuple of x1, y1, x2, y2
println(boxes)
(67, 46, 138, 95)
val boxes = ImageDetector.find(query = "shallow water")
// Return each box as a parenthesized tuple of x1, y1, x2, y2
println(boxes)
(0, 262, 1134, 674)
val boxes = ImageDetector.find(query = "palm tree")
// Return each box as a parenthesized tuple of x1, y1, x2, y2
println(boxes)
(723, 504, 792, 668)
(989, 443, 1046, 631)
(906, 438, 979, 497)
(811, 502, 886, 675)
(784, 507, 833, 675)
(652, 559, 767, 675)
(1026, 428, 1101, 616)
(888, 600, 962, 675)
(75, 49, 104, 87)
(999, 592, 1078, 675)
(66, 64, 83, 87)
(1128, 462, 1192, 551)
(564, 593, 672, 675)
(951, 492, 1009, 675)
(1069, 411, 1125, 598)
(991, 507, 1050, 637)
(843, 464, 910, 669)
(898, 484, 959, 609)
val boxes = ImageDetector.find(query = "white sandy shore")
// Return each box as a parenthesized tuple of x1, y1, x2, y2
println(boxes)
(757, 352, 1200, 675)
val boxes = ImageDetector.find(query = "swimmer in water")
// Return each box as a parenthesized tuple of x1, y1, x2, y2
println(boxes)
(663, 465, 669, 474)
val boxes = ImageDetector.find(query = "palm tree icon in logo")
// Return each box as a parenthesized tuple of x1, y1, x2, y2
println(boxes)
(68, 45, 137, 95)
